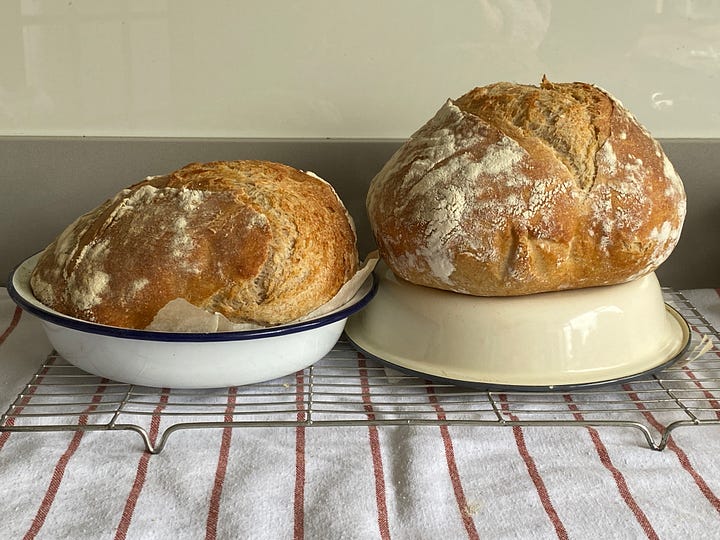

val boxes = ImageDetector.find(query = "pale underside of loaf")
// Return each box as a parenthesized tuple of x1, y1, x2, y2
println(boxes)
(31, 161, 359, 328)
(367, 78, 687, 296)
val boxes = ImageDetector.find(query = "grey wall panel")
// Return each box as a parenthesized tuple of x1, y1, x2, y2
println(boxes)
(1, 137, 718, 289)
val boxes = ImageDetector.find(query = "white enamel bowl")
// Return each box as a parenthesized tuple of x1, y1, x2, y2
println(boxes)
(346, 261, 690, 390)
(9, 253, 377, 389)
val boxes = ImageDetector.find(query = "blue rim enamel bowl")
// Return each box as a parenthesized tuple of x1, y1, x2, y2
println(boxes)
(8, 252, 377, 388)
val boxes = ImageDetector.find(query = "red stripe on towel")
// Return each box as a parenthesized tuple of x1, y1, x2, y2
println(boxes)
(114, 389, 171, 540)
(623, 384, 720, 514)
(499, 394, 569, 540)
(358, 356, 391, 540)
(0, 361, 52, 451)
(294, 371, 307, 540)
(564, 395, 659, 539)
(426, 385, 479, 540)
(0, 305, 22, 347)
(206, 386, 238, 540)
(683, 368, 720, 420)
(24, 380, 108, 540)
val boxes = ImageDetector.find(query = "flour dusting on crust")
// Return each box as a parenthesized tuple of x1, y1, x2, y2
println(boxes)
(367, 80, 687, 296)
(31, 160, 360, 329)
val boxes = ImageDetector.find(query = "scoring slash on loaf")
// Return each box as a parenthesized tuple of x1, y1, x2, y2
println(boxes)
(366, 77, 687, 296)
(30, 160, 359, 329)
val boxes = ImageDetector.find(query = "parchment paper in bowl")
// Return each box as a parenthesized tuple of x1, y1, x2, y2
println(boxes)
(147, 253, 379, 333)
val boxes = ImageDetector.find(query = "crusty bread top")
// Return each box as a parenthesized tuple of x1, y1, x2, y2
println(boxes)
(31, 160, 359, 328)
(366, 78, 686, 296)
(454, 78, 614, 192)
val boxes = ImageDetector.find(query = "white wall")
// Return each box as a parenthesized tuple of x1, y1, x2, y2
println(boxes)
(1, 0, 719, 138)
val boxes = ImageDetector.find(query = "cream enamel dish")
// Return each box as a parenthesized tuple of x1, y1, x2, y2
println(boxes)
(345, 261, 691, 391)
(8, 253, 377, 389)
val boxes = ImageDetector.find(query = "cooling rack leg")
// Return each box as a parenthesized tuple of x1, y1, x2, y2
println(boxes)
(623, 424, 664, 451)
(654, 420, 702, 452)
(655, 433, 671, 452)
(116, 425, 159, 454)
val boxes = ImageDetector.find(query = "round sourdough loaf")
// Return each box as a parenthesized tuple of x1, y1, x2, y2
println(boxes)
(366, 77, 686, 296)
(31, 160, 358, 328)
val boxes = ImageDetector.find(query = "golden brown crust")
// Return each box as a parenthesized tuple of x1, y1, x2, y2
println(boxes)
(31, 160, 358, 328)
(366, 78, 686, 296)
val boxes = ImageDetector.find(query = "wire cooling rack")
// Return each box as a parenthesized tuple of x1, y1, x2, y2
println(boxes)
(1, 289, 719, 454)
